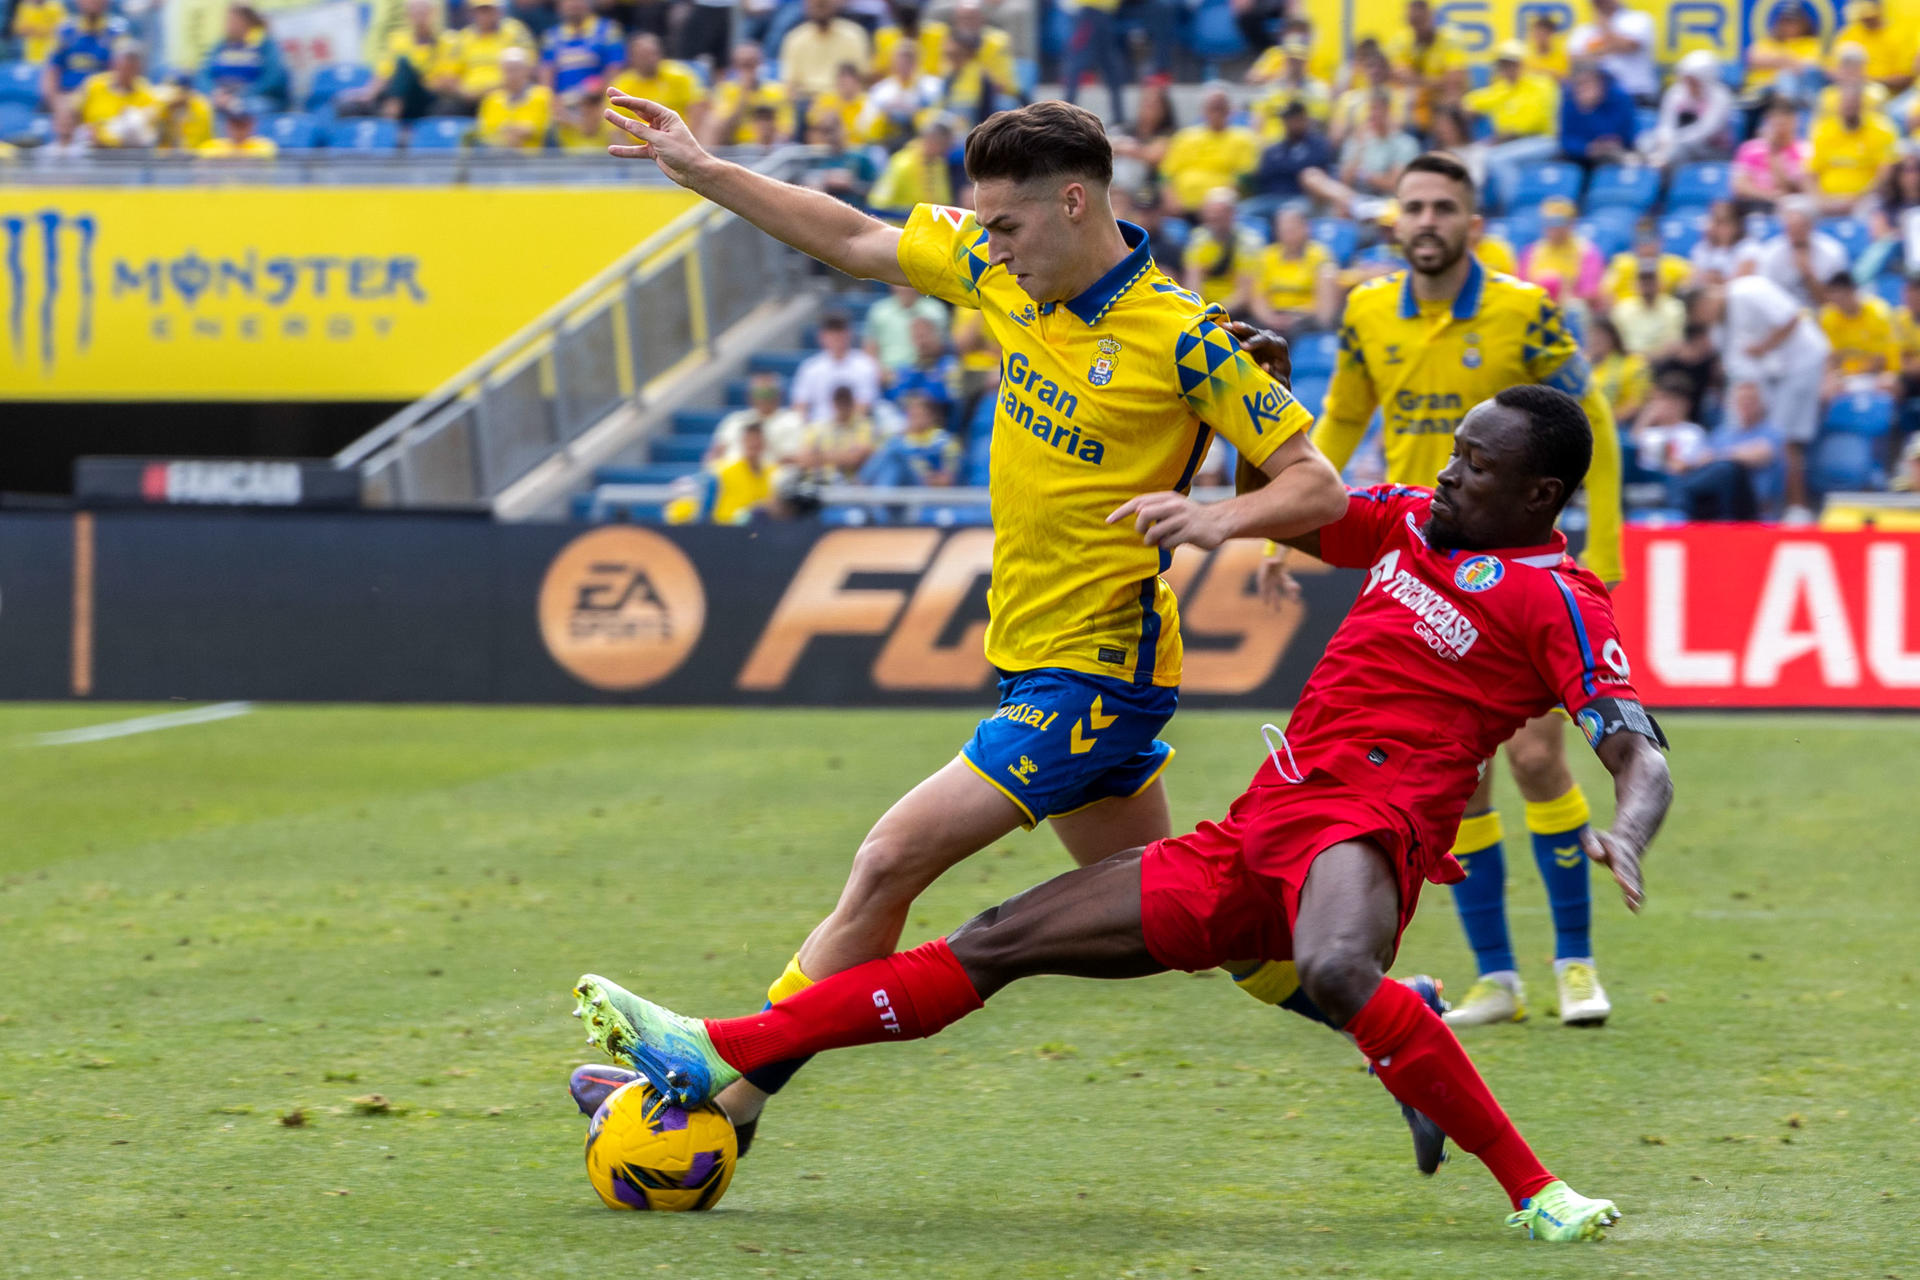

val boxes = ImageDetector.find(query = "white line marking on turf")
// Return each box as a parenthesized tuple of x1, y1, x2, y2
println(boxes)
(33, 702, 255, 746)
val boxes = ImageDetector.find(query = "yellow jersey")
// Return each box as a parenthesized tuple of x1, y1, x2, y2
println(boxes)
(477, 84, 551, 149)
(196, 134, 278, 157)
(376, 26, 441, 80)
(1819, 297, 1899, 376)
(708, 456, 774, 524)
(157, 91, 214, 151)
(1314, 261, 1623, 582)
(1593, 350, 1651, 418)
(1523, 38, 1569, 81)
(433, 18, 536, 99)
(78, 74, 157, 147)
(1158, 124, 1260, 211)
(1182, 224, 1262, 306)
(13, 0, 65, 64)
(712, 78, 795, 144)
(1747, 35, 1823, 73)
(1247, 35, 1341, 86)
(1253, 77, 1333, 139)
(1815, 80, 1889, 121)
(872, 20, 947, 78)
(1258, 240, 1332, 311)
(1599, 250, 1692, 304)
(1808, 112, 1900, 198)
(870, 145, 954, 210)
(1461, 73, 1559, 138)
(1828, 21, 1915, 82)
(897, 204, 1312, 686)
(1474, 235, 1517, 276)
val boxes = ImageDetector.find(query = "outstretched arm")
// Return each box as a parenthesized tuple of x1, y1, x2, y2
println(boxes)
(1586, 729, 1672, 913)
(604, 92, 909, 286)
(1107, 431, 1347, 551)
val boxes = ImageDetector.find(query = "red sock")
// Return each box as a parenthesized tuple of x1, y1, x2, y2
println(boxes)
(704, 939, 984, 1075)
(1347, 979, 1556, 1209)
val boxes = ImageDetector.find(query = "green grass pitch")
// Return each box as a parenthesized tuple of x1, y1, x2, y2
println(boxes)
(2, 703, 1914, 1278)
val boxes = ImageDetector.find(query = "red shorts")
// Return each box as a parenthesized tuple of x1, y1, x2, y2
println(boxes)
(1138, 770, 1457, 972)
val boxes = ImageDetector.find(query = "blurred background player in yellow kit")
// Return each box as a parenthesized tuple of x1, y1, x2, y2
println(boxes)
(1259, 153, 1625, 1032)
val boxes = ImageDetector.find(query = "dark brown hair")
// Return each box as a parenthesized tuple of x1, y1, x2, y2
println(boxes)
(964, 101, 1113, 187)
(1399, 151, 1477, 208)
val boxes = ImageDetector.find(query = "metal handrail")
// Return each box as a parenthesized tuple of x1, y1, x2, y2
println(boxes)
(583, 482, 1241, 510)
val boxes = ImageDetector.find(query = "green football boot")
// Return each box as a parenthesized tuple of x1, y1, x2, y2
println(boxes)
(571, 973, 741, 1106)
(1505, 1181, 1621, 1242)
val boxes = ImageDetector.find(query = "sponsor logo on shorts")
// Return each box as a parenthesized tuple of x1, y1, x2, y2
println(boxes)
(1454, 555, 1504, 592)
(1007, 755, 1039, 784)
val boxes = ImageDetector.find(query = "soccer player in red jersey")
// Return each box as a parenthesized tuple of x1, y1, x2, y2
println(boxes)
(571, 385, 1674, 1241)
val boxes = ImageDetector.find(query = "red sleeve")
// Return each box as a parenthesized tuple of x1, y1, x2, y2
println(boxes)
(1527, 567, 1643, 723)
(1314, 485, 1432, 569)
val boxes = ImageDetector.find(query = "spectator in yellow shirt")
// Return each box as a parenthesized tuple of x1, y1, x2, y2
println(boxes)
(1610, 261, 1687, 357)
(1250, 39, 1331, 140)
(945, 0, 1016, 87)
(1587, 315, 1651, 423)
(801, 61, 867, 142)
(1465, 41, 1560, 211)
(1522, 13, 1568, 81)
(476, 48, 551, 149)
(78, 39, 158, 148)
(868, 115, 955, 208)
(338, 0, 442, 120)
(1601, 218, 1693, 304)
(1808, 85, 1900, 212)
(1327, 39, 1405, 145)
(711, 41, 795, 144)
(1251, 204, 1335, 334)
(858, 41, 944, 148)
(707, 420, 778, 524)
(196, 100, 277, 157)
(1473, 222, 1518, 276)
(1818, 270, 1899, 391)
(1827, 0, 1914, 93)
(1386, 0, 1468, 130)
(939, 23, 1019, 120)
(9, 0, 66, 66)
(1745, 4, 1825, 89)
(779, 0, 871, 99)
(430, 0, 535, 115)
(1817, 43, 1891, 121)
(605, 34, 708, 144)
(153, 73, 214, 150)
(872, 4, 946, 78)
(1159, 84, 1259, 214)
(1181, 187, 1261, 311)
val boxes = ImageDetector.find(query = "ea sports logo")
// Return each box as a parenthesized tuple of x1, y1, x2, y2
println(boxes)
(1454, 555, 1504, 593)
(539, 527, 705, 691)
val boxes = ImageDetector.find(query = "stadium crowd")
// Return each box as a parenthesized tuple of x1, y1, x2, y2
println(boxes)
(3, 0, 1917, 518)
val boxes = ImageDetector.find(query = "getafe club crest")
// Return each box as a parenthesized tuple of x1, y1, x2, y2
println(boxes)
(1454, 554, 1504, 592)
(1090, 337, 1121, 387)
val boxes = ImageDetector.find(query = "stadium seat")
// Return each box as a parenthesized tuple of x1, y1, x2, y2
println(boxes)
(668, 407, 728, 438)
(651, 435, 712, 464)
(0, 61, 38, 107)
(1584, 165, 1659, 212)
(324, 117, 399, 152)
(593, 463, 697, 486)
(1188, 0, 1249, 64)
(0, 99, 32, 138)
(263, 112, 320, 150)
(1744, 211, 1779, 243)
(1658, 211, 1706, 257)
(1821, 218, 1871, 264)
(1506, 162, 1581, 212)
(1668, 162, 1731, 208)
(1824, 390, 1895, 437)
(747, 351, 809, 378)
(1504, 208, 1544, 249)
(1809, 432, 1883, 492)
(1288, 375, 1328, 418)
(409, 117, 471, 149)
(1290, 331, 1336, 377)
(1873, 275, 1905, 308)
(1581, 208, 1639, 258)
(1308, 216, 1357, 265)
(306, 64, 373, 112)
(963, 430, 992, 486)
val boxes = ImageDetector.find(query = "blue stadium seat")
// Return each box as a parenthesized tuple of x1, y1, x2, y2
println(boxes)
(1658, 211, 1706, 257)
(963, 428, 992, 487)
(0, 99, 32, 138)
(669, 407, 728, 437)
(1824, 390, 1895, 437)
(409, 116, 471, 149)
(1584, 165, 1659, 212)
(651, 435, 712, 464)
(1505, 208, 1543, 249)
(1669, 162, 1731, 208)
(594, 463, 697, 486)
(1468, 63, 1491, 90)
(1821, 218, 1871, 265)
(1506, 162, 1581, 212)
(746, 351, 808, 378)
(0, 62, 39, 107)
(1744, 211, 1780, 243)
(1290, 331, 1336, 377)
(1809, 432, 1883, 492)
(1288, 375, 1328, 418)
(1188, 0, 1249, 63)
(306, 64, 373, 112)
(323, 117, 399, 152)
(263, 112, 319, 150)
(1581, 207, 1640, 258)
(724, 378, 753, 406)
(1308, 216, 1357, 265)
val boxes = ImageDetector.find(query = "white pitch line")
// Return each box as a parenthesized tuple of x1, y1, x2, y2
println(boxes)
(33, 702, 255, 746)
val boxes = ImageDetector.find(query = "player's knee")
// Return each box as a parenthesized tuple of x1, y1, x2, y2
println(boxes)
(1504, 731, 1569, 793)
(843, 834, 937, 916)
(1296, 947, 1385, 1028)
(946, 904, 1018, 998)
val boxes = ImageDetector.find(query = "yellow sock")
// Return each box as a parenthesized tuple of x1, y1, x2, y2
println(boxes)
(1525, 785, 1590, 835)
(1450, 809, 1504, 856)
(1228, 959, 1302, 1006)
(766, 954, 814, 1005)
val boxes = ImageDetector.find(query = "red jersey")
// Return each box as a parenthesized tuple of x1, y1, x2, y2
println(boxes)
(1268, 485, 1641, 850)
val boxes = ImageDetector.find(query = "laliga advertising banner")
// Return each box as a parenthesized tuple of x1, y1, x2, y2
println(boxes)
(0, 187, 699, 400)
(1611, 526, 1920, 709)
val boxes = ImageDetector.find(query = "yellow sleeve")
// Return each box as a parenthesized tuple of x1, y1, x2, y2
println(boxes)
(895, 203, 990, 310)
(869, 148, 912, 209)
(1311, 312, 1379, 471)
(1461, 84, 1498, 115)
(431, 31, 462, 82)
(982, 30, 1016, 89)
(1524, 294, 1623, 581)
(476, 90, 505, 139)
(1600, 253, 1633, 303)
(1174, 310, 1311, 469)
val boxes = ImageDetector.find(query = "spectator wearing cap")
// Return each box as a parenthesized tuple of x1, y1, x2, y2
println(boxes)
(861, 390, 960, 487)
(1160, 85, 1260, 216)
(1757, 196, 1851, 304)
(1250, 38, 1331, 139)
(1697, 274, 1830, 518)
(1522, 12, 1568, 81)
(707, 372, 808, 467)
(1385, 0, 1468, 132)
(477, 48, 551, 148)
(1745, 2, 1825, 93)
(339, 0, 444, 120)
(1665, 379, 1784, 520)
(792, 310, 882, 426)
(1818, 270, 1900, 396)
(154, 73, 215, 150)
(1828, 0, 1914, 93)
(1611, 259, 1688, 357)
(1690, 200, 1758, 285)
(1567, 0, 1657, 103)
(9, 0, 67, 67)
(431, 0, 536, 115)
(1808, 82, 1900, 214)
(711, 41, 795, 144)
(1602, 216, 1693, 304)
(781, 0, 872, 100)
(605, 34, 708, 143)
(859, 41, 945, 149)
(1644, 50, 1732, 172)
(870, 115, 956, 208)
(1588, 314, 1652, 423)
(1246, 101, 1338, 218)
(541, 0, 623, 147)
(799, 385, 878, 482)
(78, 38, 158, 148)
(1111, 82, 1178, 194)
(1252, 205, 1337, 334)
(1518, 195, 1606, 312)
(1732, 95, 1812, 205)
(42, 0, 130, 106)
(1182, 188, 1261, 312)
(866, 284, 950, 381)
(1463, 40, 1560, 211)
(1559, 59, 1638, 176)
(198, 4, 289, 116)
(197, 97, 277, 157)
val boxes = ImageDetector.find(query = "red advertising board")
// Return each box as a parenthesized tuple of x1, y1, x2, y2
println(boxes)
(1612, 526, 1920, 709)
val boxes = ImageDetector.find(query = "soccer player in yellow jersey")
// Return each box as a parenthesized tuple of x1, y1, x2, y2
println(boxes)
(604, 93, 1353, 1152)
(1264, 154, 1625, 1032)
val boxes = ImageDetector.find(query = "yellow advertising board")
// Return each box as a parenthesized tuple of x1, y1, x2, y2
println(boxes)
(0, 186, 700, 401)
(1304, 0, 1829, 64)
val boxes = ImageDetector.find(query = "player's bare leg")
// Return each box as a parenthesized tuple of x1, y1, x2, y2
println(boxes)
(1049, 778, 1171, 867)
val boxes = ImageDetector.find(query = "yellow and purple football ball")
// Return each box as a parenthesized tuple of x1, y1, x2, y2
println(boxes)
(584, 1077, 737, 1211)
